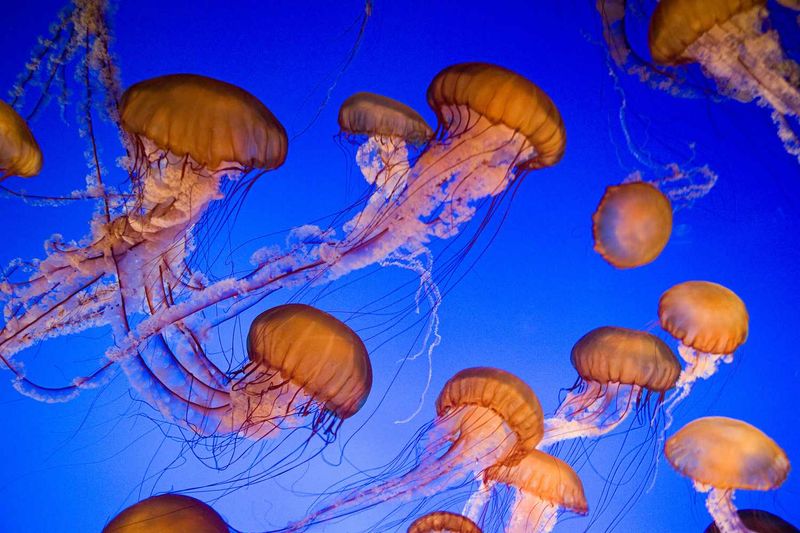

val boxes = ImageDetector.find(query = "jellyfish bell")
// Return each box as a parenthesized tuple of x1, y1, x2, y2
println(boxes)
(592, 182, 673, 269)
(666, 417, 790, 533)
(103, 494, 229, 533)
(483, 450, 588, 533)
(0, 100, 43, 179)
(776, 0, 800, 9)
(705, 509, 800, 533)
(408, 511, 482, 533)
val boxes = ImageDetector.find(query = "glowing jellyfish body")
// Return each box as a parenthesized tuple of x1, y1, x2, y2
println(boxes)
(649, 0, 800, 163)
(287, 368, 543, 531)
(0, 101, 42, 179)
(408, 511, 482, 533)
(103, 494, 229, 532)
(540, 326, 680, 447)
(658, 281, 749, 421)
(666, 417, 790, 533)
(593, 182, 673, 269)
(705, 510, 800, 533)
(483, 450, 588, 533)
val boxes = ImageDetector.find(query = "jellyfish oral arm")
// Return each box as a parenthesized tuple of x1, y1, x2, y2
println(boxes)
(461, 476, 495, 523)
(696, 483, 755, 533)
(506, 491, 559, 533)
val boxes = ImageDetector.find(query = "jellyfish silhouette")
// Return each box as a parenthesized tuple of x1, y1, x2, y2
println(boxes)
(705, 509, 800, 533)
(408, 511, 482, 533)
(103, 494, 230, 532)
(658, 281, 749, 424)
(285, 367, 543, 531)
(777, 0, 800, 10)
(0, 100, 42, 179)
(649, 0, 800, 163)
(592, 182, 673, 269)
(666, 417, 790, 533)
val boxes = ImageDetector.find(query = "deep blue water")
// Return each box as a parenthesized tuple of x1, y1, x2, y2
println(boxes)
(0, 1, 798, 531)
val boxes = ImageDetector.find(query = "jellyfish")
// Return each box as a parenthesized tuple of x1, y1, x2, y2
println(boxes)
(658, 281, 749, 421)
(0, 100, 42, 179)
(592, 182, 673, 269)
(649, 0, 800, 163)
(285, 367, 543, 531)
(705, 509, 800, 533)
(408, 511, 482, 533)
(776, 0, 800, 10)
(539, 326, 681, 447)
(103, 494, 230, 532)
(481, 450, 588, 533)
(665, 416, 790, 533)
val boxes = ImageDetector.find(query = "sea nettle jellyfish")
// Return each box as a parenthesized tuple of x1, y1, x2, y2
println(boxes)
(705, 509, 800, 533)
(540, 326, 681, 447)
(286, 367, 543, 531)
(408, 511, 482, 533)
(592, 182, 673, 269)
(666, 417, 790, 533)
(649, 0, 800, 163)
(658, 281, 749, 421)
(0, 100, 42, 179)
(481, 450, 588, 533)
(103, 494, 229, 532)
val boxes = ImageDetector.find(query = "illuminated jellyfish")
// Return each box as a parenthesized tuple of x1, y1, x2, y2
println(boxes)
(0, 100, 43, 179)
(103, 494, 229, 532)
(408, 511, 482, 533)
(658, 281, 749, 422)
(705, 510, 800, 533)
(539, 326, 680, 447)
(592, 182, 673, 269)
(481, 450, 588, 533)
(665, 416, 790, 533)
(649, 0, 800, 163)
(286, 367, 544, 531)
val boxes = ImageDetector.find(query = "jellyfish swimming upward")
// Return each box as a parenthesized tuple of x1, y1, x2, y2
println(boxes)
(407, 511, 482, 533)
(0, 100, 42, 179)
(103, 494, 230, 533)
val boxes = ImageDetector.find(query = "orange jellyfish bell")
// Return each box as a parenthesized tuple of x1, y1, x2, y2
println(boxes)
(120, 73, 288, 170)
(408, 511, 482, 533)
(592, 182, 673, 269)
(103, 494, 229, 533)
(339, 92, 433, 144)
(426, 62, 566, 170)
(705, 509, 799, 533)
(0, 100, 42, 179)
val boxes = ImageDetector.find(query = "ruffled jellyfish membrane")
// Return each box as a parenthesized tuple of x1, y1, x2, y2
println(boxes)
(103, 494, 229, 532)
(658, 281, 749, 422)
(481, 450, 588, 533)
(286, 367, 543, 531)
(666, 417, 790, 533)
(649, 0, 800, 163)
(705, 509, 800, 533)
(408, 511, 482, 533)
(592, 182, 673, 269)
(0, 100, 42, 179)
(539, 326, 680, 447)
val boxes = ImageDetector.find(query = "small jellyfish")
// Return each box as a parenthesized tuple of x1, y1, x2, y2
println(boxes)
(705, 509, 800, 533)
(286, 367, 543, 531)
(103, 494, 229, 532)
(0, 100, 42, 179)
(658, 281, 749, 420)
(540, 326, 681, 447)
(482, 450, 588, 533)
(408, 511, 482, 533)
(592, 182, 673, 269)
(666, 417, 790, 533)
(649, 0, 800, 163)
(776, 0, 800, 10)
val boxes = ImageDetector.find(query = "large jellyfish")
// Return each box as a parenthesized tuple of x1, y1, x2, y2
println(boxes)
(665, 416, 790, 533)
(103, 494, 230, 532)
(408, 511, 482, 533)
(285, 367, 544, 531)
(540, 326, 681, 447)
(481, 450, 588, 533)
(658, 281, 749, 421)
(592, 181, 673, 269)
(705, 510, 800, 533)
(0, 100, 42, 179)
(649, 0, 800, 162)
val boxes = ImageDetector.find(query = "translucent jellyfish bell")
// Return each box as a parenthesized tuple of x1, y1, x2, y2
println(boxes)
(666, 417, 790, 533)
(705, 509, 800, 533)
(103, 494, 230, 533)
(408, 511, 482, 533)
(592, 182, 673, 269)
(0, 100, 43, 179)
